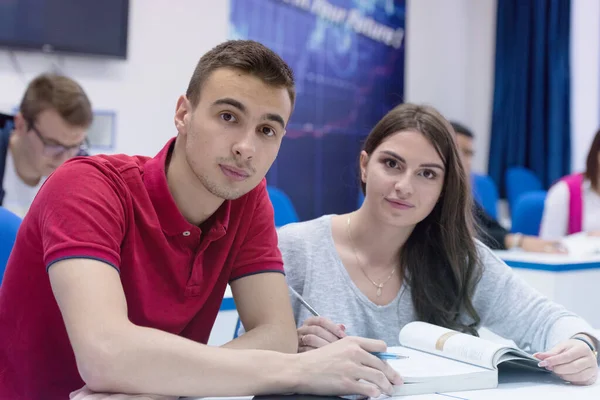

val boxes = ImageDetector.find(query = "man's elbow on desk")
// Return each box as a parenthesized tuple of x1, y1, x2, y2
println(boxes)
(73, 325, 140, 393)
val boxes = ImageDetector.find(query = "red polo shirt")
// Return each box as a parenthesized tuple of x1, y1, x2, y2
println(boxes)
(0, 138, 284, 400)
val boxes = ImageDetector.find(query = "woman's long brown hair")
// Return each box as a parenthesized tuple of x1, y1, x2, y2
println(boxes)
(361, 103, 482, 334)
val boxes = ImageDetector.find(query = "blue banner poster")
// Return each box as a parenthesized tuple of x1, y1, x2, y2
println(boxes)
(229, 0, 406, 220)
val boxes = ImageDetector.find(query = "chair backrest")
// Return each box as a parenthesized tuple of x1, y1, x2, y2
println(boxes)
(510, 190, 547, 236)
(357, 190, 365, 209)
(266, 186, 299, 227)
(505, 167, 543, 211)
(0, 206, 22, 284)
(471, 173, 499, 219)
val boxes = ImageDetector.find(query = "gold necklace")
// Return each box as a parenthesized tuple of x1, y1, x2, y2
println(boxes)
(346, 214, 396, 297)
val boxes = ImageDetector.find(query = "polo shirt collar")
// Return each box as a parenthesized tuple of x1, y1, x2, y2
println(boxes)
(143, 137, 231, 238)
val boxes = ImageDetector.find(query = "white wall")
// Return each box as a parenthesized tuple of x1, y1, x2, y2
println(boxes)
(571, 0, 600, 172)
(0, 0, 230, 156)
(405, 0, 497, 174)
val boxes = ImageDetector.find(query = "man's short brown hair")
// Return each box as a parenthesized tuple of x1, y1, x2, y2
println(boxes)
(186, 40, 295, 108)
(19, 73, 93, 127)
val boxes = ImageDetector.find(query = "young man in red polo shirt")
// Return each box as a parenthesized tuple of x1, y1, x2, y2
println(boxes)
(0, 40, 402, 400)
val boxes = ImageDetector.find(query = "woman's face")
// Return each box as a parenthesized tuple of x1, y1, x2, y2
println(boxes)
(361, 130, 446, 227)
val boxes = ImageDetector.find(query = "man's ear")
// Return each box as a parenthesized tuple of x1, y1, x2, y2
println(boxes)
(13, 112, 27, 134)
(174, 95, 192, 136)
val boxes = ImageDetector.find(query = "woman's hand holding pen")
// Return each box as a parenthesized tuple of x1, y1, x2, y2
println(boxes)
(297, 316, 347, 352)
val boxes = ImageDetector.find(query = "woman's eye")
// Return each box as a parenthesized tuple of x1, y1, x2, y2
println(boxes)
(421, 170, 437, 179)
(385, 159, 397, 168)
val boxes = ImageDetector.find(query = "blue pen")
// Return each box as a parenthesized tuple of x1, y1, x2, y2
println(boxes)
(371, 351, 409, 360)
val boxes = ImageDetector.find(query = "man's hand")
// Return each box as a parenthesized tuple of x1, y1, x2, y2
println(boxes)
(294, 336, 404, 398)
(520, 236, 567, 254)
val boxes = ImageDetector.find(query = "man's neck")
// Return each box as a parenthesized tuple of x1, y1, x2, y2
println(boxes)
(166, 138, 224, 226)
(9, 132, 41, 187)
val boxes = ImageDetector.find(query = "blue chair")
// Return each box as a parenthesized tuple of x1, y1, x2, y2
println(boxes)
(233, 317, 242, 339)
(266, 186, 299, 227)
(510, 190, 547, 236)
(505, 167, 543, 212)
(357, 190, 365, 208)
(0, 206, 22, 284)
(471, 174, 499, 219)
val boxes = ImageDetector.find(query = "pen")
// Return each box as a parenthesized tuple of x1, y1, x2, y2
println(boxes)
(371, 352, 409, 360)
(288, 285, 321, 317)
(288, 286, 409, 361)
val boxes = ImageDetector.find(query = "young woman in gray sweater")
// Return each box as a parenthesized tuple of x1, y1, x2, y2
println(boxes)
(278, 103, 598, 386)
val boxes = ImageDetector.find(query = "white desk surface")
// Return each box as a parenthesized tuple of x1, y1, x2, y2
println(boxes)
(495, 250, 600, 265)
(198, 332, 600, 400)
(195, 369, 600, 399)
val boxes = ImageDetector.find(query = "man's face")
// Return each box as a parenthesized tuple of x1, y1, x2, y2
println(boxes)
(18, 109, 88, 176)
(175, 67, 293, 200)
(455, 133, 474, 175)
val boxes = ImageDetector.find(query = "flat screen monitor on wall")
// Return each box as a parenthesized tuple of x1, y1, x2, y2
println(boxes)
(0, 0, 129, 59)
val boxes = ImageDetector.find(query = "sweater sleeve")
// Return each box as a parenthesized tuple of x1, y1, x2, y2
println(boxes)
(472, 242, 598, 353)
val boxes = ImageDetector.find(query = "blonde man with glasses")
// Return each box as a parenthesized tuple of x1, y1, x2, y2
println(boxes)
(0, 73, 92, 216)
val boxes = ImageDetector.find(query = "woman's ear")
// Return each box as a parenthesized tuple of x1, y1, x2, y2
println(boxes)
(359, 151, 369, 183)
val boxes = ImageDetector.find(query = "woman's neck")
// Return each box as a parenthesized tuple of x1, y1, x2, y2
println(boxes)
(344, 207, 414, 269)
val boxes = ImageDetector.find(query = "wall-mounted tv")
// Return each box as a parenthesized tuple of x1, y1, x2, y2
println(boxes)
(0, 0, 129, 59)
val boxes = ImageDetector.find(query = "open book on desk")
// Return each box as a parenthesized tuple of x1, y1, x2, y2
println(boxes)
(388, 321, 549, 396)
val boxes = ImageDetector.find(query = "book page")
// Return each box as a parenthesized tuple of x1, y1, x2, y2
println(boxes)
(386, 346, 492, 383)
(399, 321, 507, 370)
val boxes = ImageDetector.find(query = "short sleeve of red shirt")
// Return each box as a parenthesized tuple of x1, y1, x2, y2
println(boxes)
(229, 180, 284, 281)
(33, 158, 129, 271)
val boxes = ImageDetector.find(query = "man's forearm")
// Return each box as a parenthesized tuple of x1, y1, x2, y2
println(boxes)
(222, 322, 298, 352)
(80, 324, 299, 397)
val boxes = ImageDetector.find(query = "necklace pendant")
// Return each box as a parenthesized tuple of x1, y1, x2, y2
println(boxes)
(376, 285, 383, 297)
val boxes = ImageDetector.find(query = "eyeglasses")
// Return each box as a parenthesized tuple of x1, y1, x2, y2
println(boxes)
(27, 120, 89, 158)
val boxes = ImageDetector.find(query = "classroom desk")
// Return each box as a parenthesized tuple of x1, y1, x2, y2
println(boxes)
(195, 366, 600, 399)
(495, 250, 600, 327)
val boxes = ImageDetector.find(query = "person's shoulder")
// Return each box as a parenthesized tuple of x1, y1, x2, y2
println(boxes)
(58, 153, 149, 179)
(548, 179, 569, 197)
(0, 113, 14, 142)
(0, 112, 14, 129)
(473, 238, 511, 276)
(277, 215, 333, 244)
(40, 154, 150, 201)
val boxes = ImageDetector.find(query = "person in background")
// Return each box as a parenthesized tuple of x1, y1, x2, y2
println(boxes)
(272, 104, 597, 388)
(0, 40, 400, 400)
(451, 122, 565, 253)
(540, 128, 600, 239)
(0, 73, 92, 217)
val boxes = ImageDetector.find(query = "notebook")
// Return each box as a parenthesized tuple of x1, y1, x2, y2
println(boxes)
(561, 232, 600, 256)
(388, 321, 549, 396)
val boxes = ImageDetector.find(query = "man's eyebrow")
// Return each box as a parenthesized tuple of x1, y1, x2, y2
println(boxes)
(212, 98, 246, 113)
(264, 113, 285, 128)
(213, 98, 285, 128)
